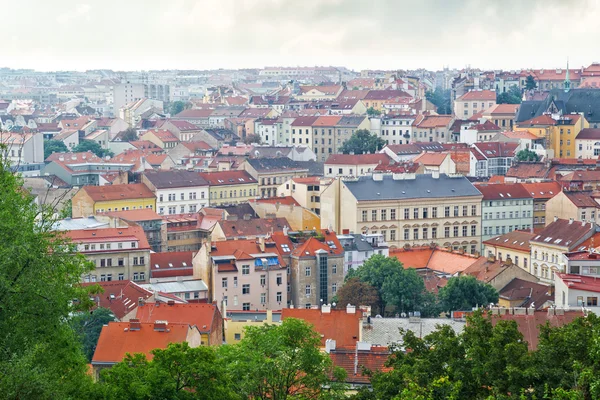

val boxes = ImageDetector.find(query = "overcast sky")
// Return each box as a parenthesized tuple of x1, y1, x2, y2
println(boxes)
(3, 0, 598, 72)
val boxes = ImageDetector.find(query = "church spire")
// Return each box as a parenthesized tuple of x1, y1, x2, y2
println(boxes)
(564, 58, 571, 93)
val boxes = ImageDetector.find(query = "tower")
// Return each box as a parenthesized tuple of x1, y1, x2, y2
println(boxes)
(564, 59, 571, 93)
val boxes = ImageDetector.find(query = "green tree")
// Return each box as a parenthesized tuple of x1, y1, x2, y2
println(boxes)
(59, 198, 72, 219)
(366, 106, 381, 117)
(437, 275, 498, 312)
(339, 129, 386, 155)
(73, 140, 114, 158)
(120, 127, 138, 142)
(335, 278, 380, 312)
(497, 85, 522, 104)
(516, 148, 540, 162)
(44, 139, 68, 159)
(243, 134, 261, 145)
(0, 145, 97, 399)
(425, 88, 452, 114)
(223, 318, 347, 400)
(170, 101, 190, 116)
(101, 343, 238, 400)
(525, 75, 537, 91)
(381, 267, 429, 315)
(71, 307, 116, 362)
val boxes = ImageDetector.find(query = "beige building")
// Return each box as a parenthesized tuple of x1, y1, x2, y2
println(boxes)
(545, 191, 600, 226)
(277, 176, 334, 216)
(71, 183, 156, 218)
(454, 90, 496, 119)
(321, 173, 483, 253)
(482, 230, 535, 271)
(296, 85, 343, 101)
(243, 157, 309, 198)
(64, 226, 152, 283)
(412, 115, 455, 143)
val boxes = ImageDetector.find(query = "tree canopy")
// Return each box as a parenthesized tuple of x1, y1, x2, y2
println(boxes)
(71, 307, 116, 362)
(120, 127, 138, 142)
(525, 75, 537, 91)
(366, 107, 382, 117)
(169, 101, 191, 116)
(516, 148, 540, 162)
(0, 145, 97, 398)
(339, 129, 386, 155)
(497, 85, 522, 104)
(437, 275, 498, 312)
(44, 139, 68, 159)
(73, 140, 113, 158)
(243, 133, 262, 145)
(425, 88, 452, 114)
(335, 278, 380, 311)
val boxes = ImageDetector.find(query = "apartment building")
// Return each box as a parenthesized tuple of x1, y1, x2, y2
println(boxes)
(520, 181, 562, 230)
(277, 176, 334, 216)
(482, 230, 535, 271)
(71, 183, 156, 217)
(311, 115, 341, 161)
(291, 116, 318, 147)
(65, 226, 151, 283)
(321, 173, 483, 253)
(243, 157, 309, 198)
(412, 115, 455, 143)
(198, 170, 258, 206)
(454, 90, 496, 119)
(142, 170, 209, 215)
(324, 153, 393, 178)
(477, 183, 534, 244)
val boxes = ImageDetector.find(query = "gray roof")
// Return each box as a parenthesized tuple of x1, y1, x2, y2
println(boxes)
(343, 174, 482, 201)
(337, 115, 366, 127)
(362, 317, 466, 347)
(246, 157, 310, 173)
(143, 170, 208, 189)
(53, 216, 109, 231)
(141, 279, 208, 293)
(338, 234, 375, 252)
(516, 89, 600, 124)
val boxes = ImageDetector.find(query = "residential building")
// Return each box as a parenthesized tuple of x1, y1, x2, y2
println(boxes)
(321, 173, 483, 253)
(379, 114, 416, 145)
(211, 217, 290, 241)
(65, 226, 152, 283)
(545, 191, 600, 226)
(412, 152, 456, 174)
(92, 320, 201, 378)
(282, 306, 362, 347)
(380, 142, 446, 162)
(296, 85, 343, 101)
(71, 183, 156, 217)
(362, 90, 412, 112)
(497, 278, 552, 310)
(198, 170, 258, 206)
(142, 170, 209, 215)
(277, 176, 334, 216)
(454, 90, 497, 119)
(204, 237, 288, 311)
(335, 115, 370, 151)
(462, 255, 539, 291)
(172, 108, 214, 127)
(159, 120, 204, 142)
(477, 183, 533, 244)
(515, 113, 587, 159)
(140, 128, 180, 149)
(1, 131, 44, 167)
(471, 142, 519, 177)
(324, 153, 392, 178)
(148, 251, 195, 280)
(521, 181, 562, 230)
(530, 217, 596, 283)
(162, 209, 222, 252)
(576, 128, 600, 159)
(338, 233, 389, 272)
(482, 230, 535, 271)
(481, 104, 519, 130)
(291, 116, 318, 147)
(243, 157, 310, 198)
(390, 246, 480, 276)
(412, 115, 455, 143)
(311, 115, 342, 160)
(136, 302, 223, 346)
(82, 280, 155, 321)
(106, 209, 166, 252)
(555, 273, 600, 313)
(42, 152, 134, 186)
(224, 310, 281, 344)
(112, 82, 145, 116)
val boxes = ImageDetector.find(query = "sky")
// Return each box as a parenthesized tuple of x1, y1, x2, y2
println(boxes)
(2, 0, 599, 72)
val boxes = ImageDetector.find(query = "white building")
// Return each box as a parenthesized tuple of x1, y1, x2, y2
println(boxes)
(142, 170, 209, 215)
(112, 82, 145, 117)
(555, 273, 600, 314)
(337, 233, 389, 273)
(1, 131, 44, 167)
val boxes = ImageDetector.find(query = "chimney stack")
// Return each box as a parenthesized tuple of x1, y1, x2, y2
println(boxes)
(129, 319, 141, 331)
(153, 321, 168, 331)
(346, 304, 356, 314)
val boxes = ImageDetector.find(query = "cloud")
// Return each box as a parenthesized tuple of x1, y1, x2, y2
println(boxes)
(2, 0, 600, 71)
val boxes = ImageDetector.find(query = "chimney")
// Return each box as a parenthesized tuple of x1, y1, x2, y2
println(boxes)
(258, 237, 265, 252)
(322, 304, 331, 313)
(153, 320, 168, 331)
(129, 319, 141, 331)
(138, 297, 145, 307)
(554, 216, 559, 223)
(431, 170, 439, 179)
(283, 225, 289, 236)
(167, 300, 175, 306)
(487, 254, 496, 263)
(346, 304, 356, 314)
(569, 218, 574, 224)
(325, 339, 336, 353)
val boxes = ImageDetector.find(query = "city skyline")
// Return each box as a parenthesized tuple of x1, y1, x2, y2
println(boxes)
(3, 0, 599, 72)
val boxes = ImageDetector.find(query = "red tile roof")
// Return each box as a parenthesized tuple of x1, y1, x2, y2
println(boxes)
(163, 120, 201, 131)
(457, 90, 496, 101)
(218, 217, 290, 239)
(210, 238, 288, 269)
(506, 163, 551, 180)
(92, 321, 192, 364)
(560, 170, 600, 183)
(252, 196, 300, 206)
(81, 280, 153, 320)
(64, 226, 151, 249)
(364, 90, 411, 100)
(312, 115, 342, 126)
(290, 230, 344, 257)
(474, 182, 532, 200)
(79, 183, 155, 202)
(144, 129, 179, 142)
(472, 142, 519, 159)
(518, 114, 557, 126)
(414, 115, 454, 129)
(281, 308, 361, 347)
(484, 104, 519, 115)
(136, 303, 219, 333)
(329, 347, 391, 384)
(483, 230, 535, 252)
(389, 246, 479, 275)
(473, 120, 501, 132)
(531, 218, 594, 249)
(291, 116, 319, 126)
(325, 153, 392, 165)
(174, 109, 214, 118)
(413, 151, 449, 166)
(563, 191, 600, 208)
(150, 251, 194, 278)
(198, 170, 257, 186)
(499, 278, 552, 309)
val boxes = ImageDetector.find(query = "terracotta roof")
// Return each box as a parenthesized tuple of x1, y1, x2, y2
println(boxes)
(483, 230, 535, 252)
(143, 129, 179, 142)
(174, 109, 214, 118)
(325, 153, 391, 165)
(518, 114, 557, 126)
(64, 226, 151, 249)
(329, 346, 391, 384)
(312, 115, 342, 126)
(290, 230, 344, 257)
(109, 149, 169, 169)
(129, 140, 163, 152)
(560, 170, 600, 183)
(218, 217, 290, 239)
(457, 90, 496, 101)
(491, 311, 584, 350)
(473, 120, 501, 131)
(79, 183, 155, 202)
(390, 246, 479, 274)
(163, 120, 201, 131)
(498, 278, 551, 309)
(150, 251, 194, 278)
(239, 108, 271, 118)
(414, 115, 454, 129)
(484, 104, 519, 115)
(506, 163, 551, 179)
(224, 96, 248, 106)
(462, 257, 509, 283)
(136, 303, 219, 333)
(576, 128, 600, 140)
(468, 110, 485, 121)
(299, 85, 342, 95)
(198, 170, 257, 186)
(474, 182, 532, 200)
(472, 142, 519, 159)
(252, 196, 300, 206)
(81, 280, 153, 320)
(210, 238, 287, 269)
(501, 130, 539, 140)
(563, 191, 600, 208)
(389, 247, 434, 269)
(412, 151, 449, 166)
(281, 308, 361, 347)
(105, 209, 162, 221)
(92, 321, 192, 364)
(182, 141, 213, 151)
(488, 175, 506, 184)
(531, 218, 594, 249)
(291, 116, 319, 126)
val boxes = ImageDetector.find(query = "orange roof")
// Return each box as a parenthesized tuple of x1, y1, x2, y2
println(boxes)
(144, 129, 179, 142)
(329, 347, 391, 384)
(81, 280, 153, 320)
(312, 115, 342, 126)
(518, 114, 557, 126)
(390, 246, 479, 274)
(80, 183, 155, 202)
(413, 151, 449, 166)
(64, 225, 151, 249)
(92, 321, 192, 364)
(252, 196, 300, 206)
(390, 247, 434, 269)
(291, 230, 344, 257)
(488, 175, 506, 184)
(457, 90, 496, 101)
(520, 181, 562, 199)
(484, 104, 519, 115)
(501, 130, 539, 140)
(136, 303, 220, 333)
(281, 308, 361, 347)
(415, 115, 454, 128)
(211, 238, 288, 268)
(483, 230, 535, 252)
(110, 149, 170, 169)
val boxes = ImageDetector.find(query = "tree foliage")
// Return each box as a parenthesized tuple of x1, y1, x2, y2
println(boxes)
(516, 148, 540, 162)
(335, 278, 380, 311)
(366, 106, 381, 117)
(120, 127, 138, 142)
(0, 145, 97, 399)
(169, 101, 191, 116)
(525, 75, 537, 91)
(339, 129, 386, 155)
(437, 275, 498, 312)
(243, 134, 261, 145)
(44, 139, 68, 159)
(71, 307, 116, 362)
(425, 88, 452, 114)
(497, 85, 522, 104)
(73, 140, 113, 158)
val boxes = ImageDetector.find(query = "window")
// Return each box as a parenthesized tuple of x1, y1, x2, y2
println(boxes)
(444, 227, 450, 238)
(276, 292, 282, 302)
(445, 206, 450, 217)
(242, 265, 250, 275)
(118, 273, 124, 280)
(390, 230, 396, 241)
(413, 228, 419, 240)
(131, 242, 136, 248)
(242, 284, 250, 295)
(588, 297, 598, 306)
(234, 333, 241, 341)
(453, 226, 459, 237)
(305, 285, 311, 296)
(139, 256, 144, 265)
(432, 227, 437, 239)
(413, 208, 419, 219)
(462, 226, 468, 236)
(221, 277, 228, 288)
(454, 206, 459, 217)
(332, 264, 337, 274)
(390, 209, 396, 220)
(260, 293, 266, 304)
(381, 209, 387, 220)
(243, 303, 250, 311)
(422, 228, 428, 240)
(471, 205, 477, 216)
(372, 210, 377, 221)
(332, 283, 338, 294)
(471, 225, 476, 236)
(432, 207, 438, 218)
(362, 210, 367, 222)
(233, 277, 238, 288)
(524, 258, 528, 269)
(132, 257, 139, 266)
(276, 274, 282, 285)
(404, 228, 410, 240)
(100, 259, 106, 267)
(462, 206, 468, 217)
(404, 208, 410, 219)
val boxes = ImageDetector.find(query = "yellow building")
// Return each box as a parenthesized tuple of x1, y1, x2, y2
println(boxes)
(71, 183, 156, 217)
(515, 113, 588, 158)
(482, 230, 535, 271)
(198, 170, 258, 206)
(224, 310, 280, 343)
